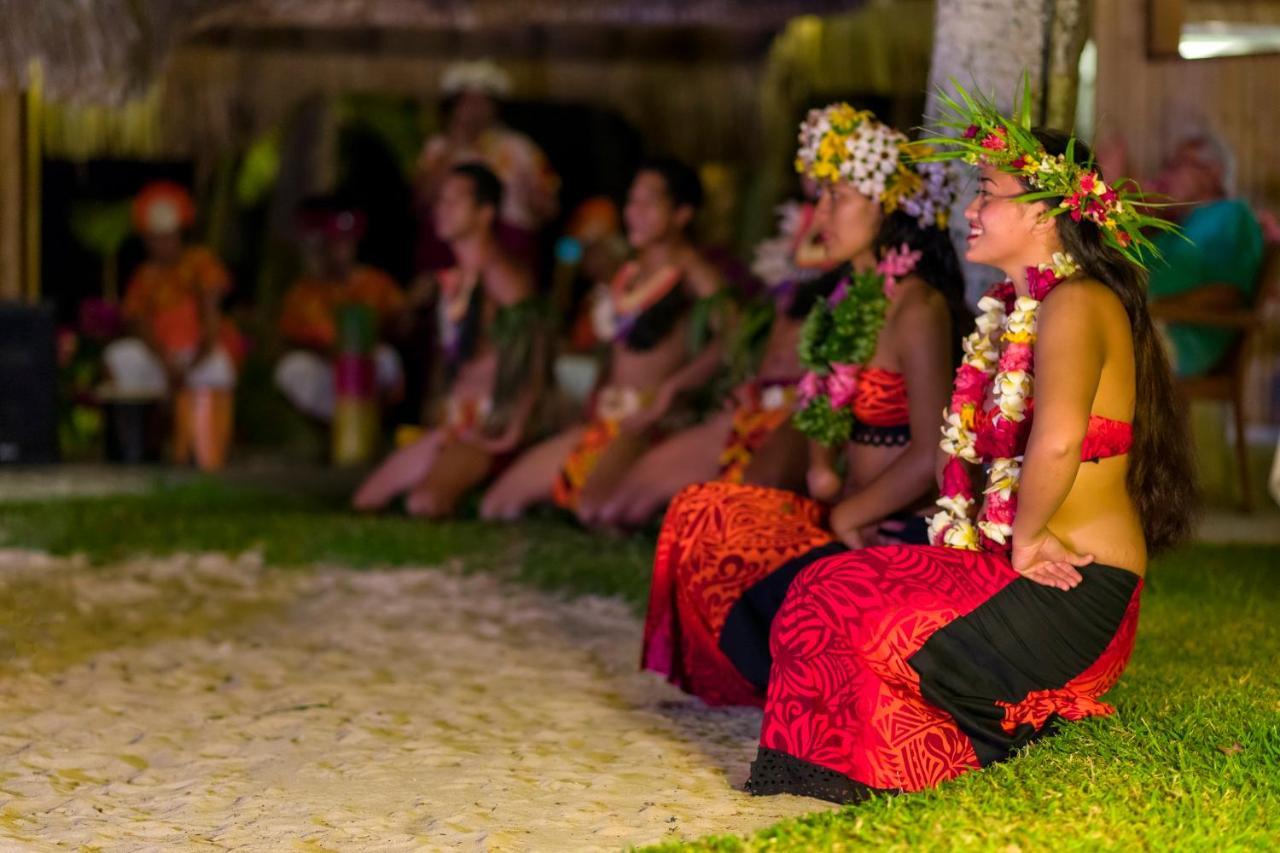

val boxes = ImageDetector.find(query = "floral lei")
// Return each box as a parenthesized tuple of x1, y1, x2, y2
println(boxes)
(927, 252, 1079, 552)
(793, 244, 921, 447)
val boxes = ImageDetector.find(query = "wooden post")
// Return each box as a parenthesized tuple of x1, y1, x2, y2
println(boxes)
(0, 69, 42, 305)
(0, 89, 22, 302)
(24, 64, 42, 303)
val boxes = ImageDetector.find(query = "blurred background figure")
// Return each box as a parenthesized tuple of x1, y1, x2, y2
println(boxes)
(102, 181, 241, 470)
(274, 196, 412, 423)
(1099, 130, 1265, 377)
(353, 164, 544, 517)
(414, 60, 561, 273)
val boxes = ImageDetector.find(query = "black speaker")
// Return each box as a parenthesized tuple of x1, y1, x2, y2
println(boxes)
(0, 302, 59, 465)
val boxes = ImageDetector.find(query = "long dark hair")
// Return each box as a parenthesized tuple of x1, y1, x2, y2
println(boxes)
(1027, 129, 1198, 554)
(874, 209, 969, 365)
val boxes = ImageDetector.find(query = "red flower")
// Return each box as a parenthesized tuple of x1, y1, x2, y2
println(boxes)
(1101, 188, 1119, 205)
(963, 125, 979, 139)
(981, 134, 1008, 151)
(1026, 266, 1059, 299)
(1010, 156, 1028, 170)
(1079, 172, 1097, 194)
(975, 413, 1025, 459)
(987, 280, 1017, 305)
(1117, 231, 1133, 247)
(942, 457, 975, 499)
(952, 364, 989, 408)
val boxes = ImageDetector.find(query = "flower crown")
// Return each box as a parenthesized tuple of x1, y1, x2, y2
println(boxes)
(918, 77, 1181, 266)
(795, 104, 955, 229)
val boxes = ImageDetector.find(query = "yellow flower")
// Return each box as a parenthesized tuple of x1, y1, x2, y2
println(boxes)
(943, 520, 981, 550)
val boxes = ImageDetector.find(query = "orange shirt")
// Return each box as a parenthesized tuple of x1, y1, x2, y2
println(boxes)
(279, 266, 405, 350)
(122, 246, 231, 357)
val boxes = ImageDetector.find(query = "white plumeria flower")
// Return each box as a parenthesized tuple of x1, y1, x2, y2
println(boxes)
(984, 457, 1022, 499)
(936, 493, 975, 517)
(978, 520, 1013, 544)
(976, 297, 1008, 321)
(761, 385, 789, 411)
(927, 511, 952, 544)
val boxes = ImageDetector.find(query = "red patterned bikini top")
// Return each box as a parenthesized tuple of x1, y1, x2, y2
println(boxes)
(974, 404, 1133, 463)
(1080, 414, 1133, 462)
(854, 367, 910, 427)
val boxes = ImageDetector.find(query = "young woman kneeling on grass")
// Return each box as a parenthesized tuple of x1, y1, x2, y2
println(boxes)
(744, 83, 1197, 803)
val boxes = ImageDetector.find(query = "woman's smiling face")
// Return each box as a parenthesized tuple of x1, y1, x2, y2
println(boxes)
(963, 166, 1049, 269)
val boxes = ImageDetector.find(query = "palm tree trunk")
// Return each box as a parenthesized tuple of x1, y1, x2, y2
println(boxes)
(925, 0, 1090, 303)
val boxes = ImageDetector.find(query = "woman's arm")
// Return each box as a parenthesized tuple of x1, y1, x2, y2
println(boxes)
(828, 286, 952, 545)
(1010, 281, 1104, 588)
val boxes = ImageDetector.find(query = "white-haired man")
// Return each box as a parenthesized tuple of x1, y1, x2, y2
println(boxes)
(414, 60, 559, 272)
(1126, 132, 1264, 377)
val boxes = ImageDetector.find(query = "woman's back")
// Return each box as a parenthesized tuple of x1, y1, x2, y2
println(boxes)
(1037, 278, 1146, 573)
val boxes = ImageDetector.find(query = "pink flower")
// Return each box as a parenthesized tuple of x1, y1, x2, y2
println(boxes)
(1001, 342, 1034, 373)
(1079, 172, 1097, 194)
(826, 362, 862, 408)
(1026, 264, 1068, 300)
(798, 371, 824, 404)
(942, 457, 975, 499)
(877, 243, 923, 299)
(983, 492, 1016, 524)
(1101, 188, 1119, 205)
(952, 364, 988, 408)
(963, 125, 979, 139)
(980, 133, 1007, 151)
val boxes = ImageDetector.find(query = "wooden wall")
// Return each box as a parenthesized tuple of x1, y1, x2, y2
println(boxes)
(1095, 3, 1280, 428)
(1093, 2, 1280, 205)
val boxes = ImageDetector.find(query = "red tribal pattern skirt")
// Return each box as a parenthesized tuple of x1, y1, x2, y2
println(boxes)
(746, 545, 1143, 802)
(642, 482, 836, 707)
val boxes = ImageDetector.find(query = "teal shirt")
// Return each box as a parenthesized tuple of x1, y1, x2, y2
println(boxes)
(1148, 199, 1263, 377)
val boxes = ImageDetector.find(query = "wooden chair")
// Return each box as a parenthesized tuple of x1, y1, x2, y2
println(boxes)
(1171, 244, 1280, 511)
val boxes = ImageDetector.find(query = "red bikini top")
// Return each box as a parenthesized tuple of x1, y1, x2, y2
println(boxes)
(853, 367, 910, 427)
(974, 404, 1133, 463)
(1081, 414, 1133, 462)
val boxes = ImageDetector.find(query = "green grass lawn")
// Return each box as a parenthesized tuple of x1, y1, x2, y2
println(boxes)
(1, 477, 1277, 850)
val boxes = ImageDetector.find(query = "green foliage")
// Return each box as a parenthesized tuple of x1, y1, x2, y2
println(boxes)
(235, 127, 282, 207)
(69, 199, 133, 257)
(794, 269, 889, 446)
(797, 270, 888, 372)
(792, 394, 856, 448)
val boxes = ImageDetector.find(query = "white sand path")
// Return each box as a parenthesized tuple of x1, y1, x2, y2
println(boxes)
(0, 551, 828, 851)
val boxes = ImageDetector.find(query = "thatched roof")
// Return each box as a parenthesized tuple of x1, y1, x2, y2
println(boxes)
(1, 0, 857, 104)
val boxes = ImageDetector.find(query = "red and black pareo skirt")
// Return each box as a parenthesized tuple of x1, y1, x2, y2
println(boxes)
(745, 544, 1143, 802)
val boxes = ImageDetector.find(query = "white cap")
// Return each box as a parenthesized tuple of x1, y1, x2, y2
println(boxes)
(441, 60, 512, 98)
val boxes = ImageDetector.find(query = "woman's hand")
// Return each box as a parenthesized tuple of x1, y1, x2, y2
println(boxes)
(828, 499, 866, 550)
(1011, 527, 1093, 591)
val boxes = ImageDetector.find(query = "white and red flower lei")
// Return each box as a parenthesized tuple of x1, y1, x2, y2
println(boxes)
(927, 252, 1079, 552)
